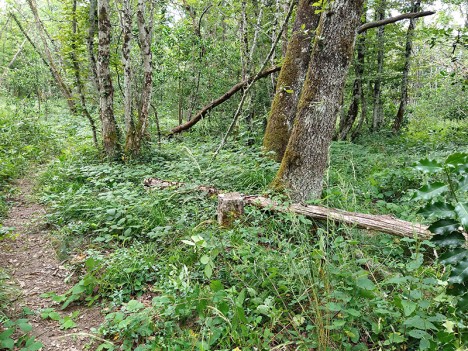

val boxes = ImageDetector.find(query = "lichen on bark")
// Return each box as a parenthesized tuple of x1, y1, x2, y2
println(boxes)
(263, 0, 320, 162)
(274, 0, 364, 202)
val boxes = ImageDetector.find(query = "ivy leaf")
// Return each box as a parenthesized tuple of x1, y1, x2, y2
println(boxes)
(413, 182, 448, 200)
(455, 203, 468, 228)
(440, 248, 468, 265)
(414, 158, 443, 173)
(428, 218, 460, 235)
(417, 202, 455, 219)
(431, 231, 465, 247)
(448, 259, 468, 285)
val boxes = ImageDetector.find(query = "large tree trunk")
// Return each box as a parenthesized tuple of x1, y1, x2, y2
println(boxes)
(25, 0, 77, 114)
(274, 0, 364, 202)
(71, 0, 98, 148)
(372, 0, 386, 132)
(262, 0, 320, 162)
(121, 0, 136, 154)
(393, 1, 420, 132)
(97, 0, 120, 158)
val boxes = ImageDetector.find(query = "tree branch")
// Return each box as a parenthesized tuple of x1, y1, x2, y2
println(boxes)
(358, 11, 435, 34)
(168, 65, 281, 136)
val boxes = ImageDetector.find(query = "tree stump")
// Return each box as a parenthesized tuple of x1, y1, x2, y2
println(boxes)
(217, 192, 244, 227)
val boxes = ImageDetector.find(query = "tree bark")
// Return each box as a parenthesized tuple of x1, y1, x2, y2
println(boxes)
(372, 0, 386, 132)
(262, 0, 320, 162)
(25, 0, 77, 114)
(274, 0, 364, 202)
(338, 8, 367, 141)
(120, 0, 136, 154)
(97, 0, 120, 158)
(71, 0, 98, 148)
(169, 66, 281, 136)
(87, 0, 100, 91)
(337, 34, 366, 141)
(133, 0, 154, 153)
(393, 1, 420, 132)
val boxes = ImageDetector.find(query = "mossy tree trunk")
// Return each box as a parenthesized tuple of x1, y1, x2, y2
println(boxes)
(393, 1, 420, 132)
(263, 0, 320, 162)
(98, 0, 120, 158)
(274, 0, 364, 202)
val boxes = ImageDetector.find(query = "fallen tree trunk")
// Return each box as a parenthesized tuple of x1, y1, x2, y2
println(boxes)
(168, 65, 281, 136)
(144, 177, 431, 239)
(243, 195, 430, 239)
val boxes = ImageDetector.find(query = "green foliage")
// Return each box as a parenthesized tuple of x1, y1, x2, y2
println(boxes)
(37, 135, 468, 350)
(413, 152, 468, 311)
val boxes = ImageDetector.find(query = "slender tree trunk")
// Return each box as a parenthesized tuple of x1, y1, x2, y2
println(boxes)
(338, 9, 367, 141)
(71, 0, 98, 148)
(121, 0, 136, 153)
(98, 0, 120, 158)
(25, 0, 77, 114)
(372, 0, 386, 131)
(87, 0, 100, 91)
(393, 1, 420, 132)
(274, 0, 364, 202)
(134, 0, 154, 153)
(262, 0, 320, 161)
(351, 77, 369, 140)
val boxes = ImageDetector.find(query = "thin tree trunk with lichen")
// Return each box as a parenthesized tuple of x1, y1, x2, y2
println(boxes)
(274, 0, 364, 202)
(263, 0, 320, 161)
(71, 0, 98, 148)
(87, 0, 100, 91)
(394, 1, 420, 132)
(98, 0, 120, 158)
(133, 0, 154, 153)
(120, 0, 136, 154)
(338, 8, 367, 141)
(26, 0, 77, 115)
(372, 0, 386, 131)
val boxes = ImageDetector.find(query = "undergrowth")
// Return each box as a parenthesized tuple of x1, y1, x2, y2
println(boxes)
(37, 131, 467, 350)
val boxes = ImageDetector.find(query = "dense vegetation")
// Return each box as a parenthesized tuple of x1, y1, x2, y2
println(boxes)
(1, 0, 467, 350)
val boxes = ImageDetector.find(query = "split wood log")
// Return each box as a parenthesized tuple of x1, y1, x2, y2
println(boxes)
(143, 178, 431, 238)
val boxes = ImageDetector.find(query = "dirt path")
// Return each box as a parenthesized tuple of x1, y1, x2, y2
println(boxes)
(0, 179, 102, 350)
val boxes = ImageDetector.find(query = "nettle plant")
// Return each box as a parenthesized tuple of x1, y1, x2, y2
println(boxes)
(413, 152, 467, 310)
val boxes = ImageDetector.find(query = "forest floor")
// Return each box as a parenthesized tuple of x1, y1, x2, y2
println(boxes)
(0, 177, 102, 350)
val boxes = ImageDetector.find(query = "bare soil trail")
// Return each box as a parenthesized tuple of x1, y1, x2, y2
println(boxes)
(0, 178, 102, 350)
